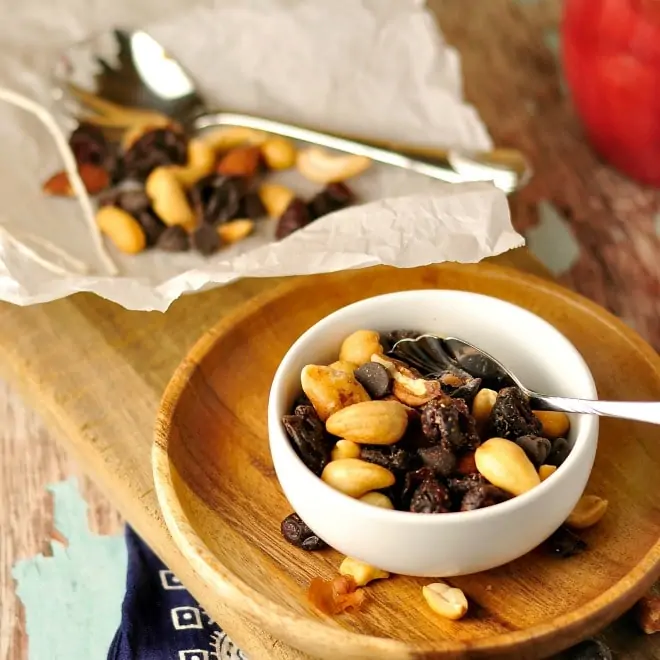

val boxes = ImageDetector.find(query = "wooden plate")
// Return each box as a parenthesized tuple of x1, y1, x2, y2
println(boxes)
(153, 262, 660, 660)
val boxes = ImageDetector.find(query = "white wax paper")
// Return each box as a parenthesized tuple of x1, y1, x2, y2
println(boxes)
(0, 0, 523, 312)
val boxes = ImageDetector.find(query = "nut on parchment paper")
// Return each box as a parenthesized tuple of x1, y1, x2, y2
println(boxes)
(145, 166, 196, 231)
(96, 206, 146, 254)
(297, 147, 371, 183)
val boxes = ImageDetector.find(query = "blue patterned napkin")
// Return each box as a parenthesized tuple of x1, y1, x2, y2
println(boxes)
(107, 527, 246, 660)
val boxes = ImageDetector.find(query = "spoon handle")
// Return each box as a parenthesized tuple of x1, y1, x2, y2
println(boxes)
(530, 395, 660, 425)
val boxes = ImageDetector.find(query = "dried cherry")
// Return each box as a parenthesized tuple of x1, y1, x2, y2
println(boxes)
(69, 122, 110, 167)
(308, 182, 355, 219)
(488, 387, 542, 440)
(421, 397, 480, 451)
(417, 442, 456, 477)
(280, 513, 327, 551)
(409, 475, 452, 514)
(447, 473, 485, 498)
(515, 435, 552, 467)
(360, 445, 414, 473)
(460, 484, 510, 511)
(191, 174, 242, 226)
(282, 405, 331, 476)
(122, 127, 188, 180)
(275, 198, 311, 239)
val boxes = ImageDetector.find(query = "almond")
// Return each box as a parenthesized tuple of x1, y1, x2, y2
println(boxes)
(216, 145, 261, 177)
(326, 400, 408, 445)
(43, 164, 109, 197)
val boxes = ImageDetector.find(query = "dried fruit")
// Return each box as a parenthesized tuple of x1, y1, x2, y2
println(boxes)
(360, 445, 414, 473)
(547, 437, 571, 467)
(218, 219, 254, 245)
(191, 223, 221, 256)
(122, 126, 188, 180)
(354, 361, 391, 399)
(447, 473, 485, 498)
(325, 400, 408, 445)
(475, 438, 540, 496)
(282, 404, 332, 475)
(359, 492, 394, 509)
(331, 439, 361, 461)
(417, 443, 456, 477)
(237, 191, 266, 220)
(145, 166, 196, 230)
(297, 147, 371, 184)
(300, 364, 370, 421)
(488, 387, 543, 440)
(514, 435, 552, 467)
(216, 145, 262, 177)
(339, 556, 389, 586)
(69, 123, 110, 167)
(275, 198, 312, 239)
(280, 513, 327, 551)
(96, 206, 146, 254)
(460, 484, 510, 511)
(191, 174, 243, 226)
(308, 182, 355, 219)
(260, 137, 297, 170)
(565, 495, 608, 529)
(321, 458, 396, 498)
(538, 464, 557, 481)
(157, 225, 190, 252)
(563, 638, 612, 660)
(135, 209, 166, 246)
(340, 331, 384, 368)
(307, 575, 365, 615)
(43, 163, 110, 196)
(422, 582, 468, 620)
(258, 183, 295, 219)
(545, 525, 587, 558)
(421, 397, 480, 451)
(455, 451, 478, 475)
(635, 594, 660, 634)
(533, 410, 571, 439)
(409, 475, 452, 513)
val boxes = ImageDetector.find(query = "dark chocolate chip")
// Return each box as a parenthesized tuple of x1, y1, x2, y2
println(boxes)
(191, 223, 220, 256)
(354, 362, 391, 399)
(547, 437, 571, 467)
(157, 225, 189, 252)
(515, 435, 552, 467)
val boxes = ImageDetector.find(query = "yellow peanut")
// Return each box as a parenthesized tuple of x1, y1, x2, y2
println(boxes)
(471, 388, 497, 427)
(538, 464, 557, 481)
(326, 400, 408, 445)
(339, 330, 383, 366)
(475, 437, 540, 496)
(422, 583, 468, 621)
(359, 492, 394, 509)
(260, 137, 297, 170)
(258, 183, 295, 219)
(565, 495, 608, 529)
(331, 440, 361, 461)
(145, 167, 196, 230)
(339, 557, 389, 586)
(96, 206, 146, 254)
(533, 410, 571, 439)
(218, 219, 254, 244)
(321, 458, 395, 498)
(329, 360, 358, 374)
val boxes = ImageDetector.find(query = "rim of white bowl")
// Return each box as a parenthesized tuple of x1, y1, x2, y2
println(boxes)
(268, 289, 599, 526)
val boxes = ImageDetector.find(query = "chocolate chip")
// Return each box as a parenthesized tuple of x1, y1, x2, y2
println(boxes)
(515, 435, 552, 467)
(191, 223, 220, 256)
(157, 225, 189, 252)
(547, 437, 571, 467)
(354, 362, 391, 398)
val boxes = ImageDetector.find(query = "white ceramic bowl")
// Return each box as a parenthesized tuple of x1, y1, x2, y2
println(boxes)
(268, 290, 599, 577)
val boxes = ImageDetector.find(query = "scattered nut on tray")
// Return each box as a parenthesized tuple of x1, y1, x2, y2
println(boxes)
(279, 329, 609, 620)
(42, 122, 370, 257)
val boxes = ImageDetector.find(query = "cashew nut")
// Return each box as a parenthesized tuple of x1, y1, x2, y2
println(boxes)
(422, 582, 468, 621)
(260, 137, 297, 170)
(169, 138, 216, 188)
(475, 437, 540, 496)
(339, 557, 390, 586)
(321, 458, 395, 498)
(258, 183, 295, 219)
(331, 440, 361, 461)
(96, 206, 146, 254)
(565, 495, 608, 529)
(145, 167, 197, 231)
(359, 492, 394, 509)
(200, 126, 267, 151)
(533, 410, 571, 439)
(339, 330, 383, 366)
(297, 147, 371, 184)
(217, 219, 254, 245)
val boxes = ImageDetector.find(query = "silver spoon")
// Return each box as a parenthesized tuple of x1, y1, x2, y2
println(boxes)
(52, 28, 532, 195)
(392, 334, 660, 425)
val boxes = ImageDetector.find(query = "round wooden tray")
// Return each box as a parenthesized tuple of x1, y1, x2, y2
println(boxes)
(153, 262, 660, 660)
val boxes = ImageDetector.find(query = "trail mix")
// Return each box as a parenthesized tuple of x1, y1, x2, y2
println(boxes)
(42, 122, 369, 257)
(278, 328, 609, 620)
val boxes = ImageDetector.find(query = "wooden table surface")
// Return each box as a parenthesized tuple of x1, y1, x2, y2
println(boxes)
(2, 1, 660, 659)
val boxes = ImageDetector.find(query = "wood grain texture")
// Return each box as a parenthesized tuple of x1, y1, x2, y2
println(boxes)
(153, 262, 660, 659)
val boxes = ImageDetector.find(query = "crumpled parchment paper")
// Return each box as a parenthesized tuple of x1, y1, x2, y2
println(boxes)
(0, 0, 523, 312)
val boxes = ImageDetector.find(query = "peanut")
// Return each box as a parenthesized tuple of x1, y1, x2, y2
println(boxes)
(260, 137, 296, 170)
(359, 492, 394, 509)
(201, 126, 267, 151)
(96, 206, 146, 254)
(331, 439, 361, 461)
(329, 360, 358, 374)
(533, 410, 571, 439)
(297, 147, 371, 184)
(422, 582, 468, 621)
(339, 330, 383, 366)
(475, 437, 540, 496)
(321, 458, 395, 498)
(339, 557, 389, 586)
(538, 464, 557, 481)
(218, 219, 254, 244)
(169, 138, 216, 188)
(471, 388, 497, 426)
(301, 365, 370, 421)
(326, 400, 408, 445)
(258, 183, 296, 219)
(145, 167, 196, 230)
(565, 495, 608, 529)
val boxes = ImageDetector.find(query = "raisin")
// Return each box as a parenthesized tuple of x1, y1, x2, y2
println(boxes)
(122, 127, 188, 180)
(191, 174, 243, 226)
(547, 437, 571, 467)
(460, 485, 510, 511)
(455, 451, 478, 475)
(135, 209, 165, 246)
(410, 476, 452, 514)
(447, 473, 485, 498)
(191, 223, 221, 256)
(157, 226, 189, 252)
(563, 639, 612, 660)
(354, 362, 391, 399)
(417, 442, 456, 477)
(488, 387, 542, 440)
(280, 513, 327, 551)
(69, 122, 109, 167)
(515, 435, 552, 467)
(380, 330, 421, 353)
(545, 525, 587, 558)
(238, 191, 267, 220)
(308, 182, 355, 219)
(275, 198, 311, 239)
(282, 405, 331, 475)
(421, 398, 480, 451)
(361, 445, 414, 473)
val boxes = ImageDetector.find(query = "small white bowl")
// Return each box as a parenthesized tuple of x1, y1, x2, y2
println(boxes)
(268, 290, 599, 577)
